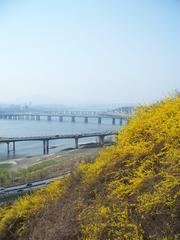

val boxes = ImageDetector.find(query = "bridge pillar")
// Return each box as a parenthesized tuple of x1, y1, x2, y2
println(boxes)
(46, 140, 49, 154)
(13, 141, 16, 154)
(43, 140, 46, 154)
(75, 137, 79, 149)
(5, 142, 16, 155)
(84, 117, 88, 123)
(59, 116, 63, 122)
(7, 142, 10, 155)
(119, 117, 123, 125)
(47, 116, 51, 121)
(112, 118, 115, 125)
(43, 140, 49, 154)
(98, 117, 102, 124)
(36, 115, 40, 121)
(98, 136, 104, 146)
(72, 116, 75, 123)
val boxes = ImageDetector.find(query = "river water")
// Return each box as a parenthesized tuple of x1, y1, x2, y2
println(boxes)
(0, 117, 121, 161)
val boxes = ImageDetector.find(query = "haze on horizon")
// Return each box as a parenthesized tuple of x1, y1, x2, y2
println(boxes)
(0, 0, 179, 105)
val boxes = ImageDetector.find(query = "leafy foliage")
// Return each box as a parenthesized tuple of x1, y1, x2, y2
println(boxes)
(0, 181, 65, 239)
(0, 97, 179, 240)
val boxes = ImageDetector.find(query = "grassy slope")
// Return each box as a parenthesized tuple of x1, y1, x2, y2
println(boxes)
(0, 97, 179, 240)
(0, 148, 99, 187)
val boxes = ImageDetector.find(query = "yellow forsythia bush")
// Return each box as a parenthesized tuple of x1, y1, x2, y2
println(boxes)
(76, 96, 180, 240)
(0, 96, 179, 240)
(0, 180, 64, 239)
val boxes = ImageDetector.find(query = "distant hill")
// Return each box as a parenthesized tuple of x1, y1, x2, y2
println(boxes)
(0, 96, 179, 240)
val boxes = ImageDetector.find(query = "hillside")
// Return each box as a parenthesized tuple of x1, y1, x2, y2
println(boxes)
(0, 97, 179, 240)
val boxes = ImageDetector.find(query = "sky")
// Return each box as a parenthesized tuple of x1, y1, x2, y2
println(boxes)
(0, 0, 179, 105)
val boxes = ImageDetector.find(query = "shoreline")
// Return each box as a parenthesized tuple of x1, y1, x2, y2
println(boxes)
(0, 141, 113, 171)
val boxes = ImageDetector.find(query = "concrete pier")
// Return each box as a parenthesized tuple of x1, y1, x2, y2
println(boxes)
(75, 137, 79, 149)
(43, 140, 46, 154)
(7, 142, 10, 154)
(84, 117, 88, 123)
(98, 135, 104, 146)
(72, 116, 75, 123)
(13, 141, 15, 153)
(6, 141, 16, 155)
(43, 140, 49, 154)
(119, 117, 123, 125)
(47, 116, 51, 121)
(112, 118, 116, 125)
(59, 116, 63, 122)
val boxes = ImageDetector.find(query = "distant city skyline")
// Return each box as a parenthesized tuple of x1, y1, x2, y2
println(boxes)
(0, 0, 179, 105)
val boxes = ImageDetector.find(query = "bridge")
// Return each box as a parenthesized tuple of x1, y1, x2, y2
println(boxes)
(0, 111, 129, 125)
(0, 130, 117, 155)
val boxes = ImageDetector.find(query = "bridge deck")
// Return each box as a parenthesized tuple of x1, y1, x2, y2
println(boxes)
(0, 112, 127, 119)
(0, 131, 117, 143)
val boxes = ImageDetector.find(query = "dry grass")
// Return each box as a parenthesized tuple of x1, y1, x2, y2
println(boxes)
(0, 148, 100, 187)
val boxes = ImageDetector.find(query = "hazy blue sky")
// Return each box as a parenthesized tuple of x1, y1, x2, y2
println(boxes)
(0, 0, 179, 105)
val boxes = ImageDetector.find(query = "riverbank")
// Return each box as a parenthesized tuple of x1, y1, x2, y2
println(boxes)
(0, 142, 113, 187)
(0, 141, 113, 170)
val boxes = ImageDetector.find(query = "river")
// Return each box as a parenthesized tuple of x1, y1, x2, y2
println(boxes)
(0, 117, 121, 161)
